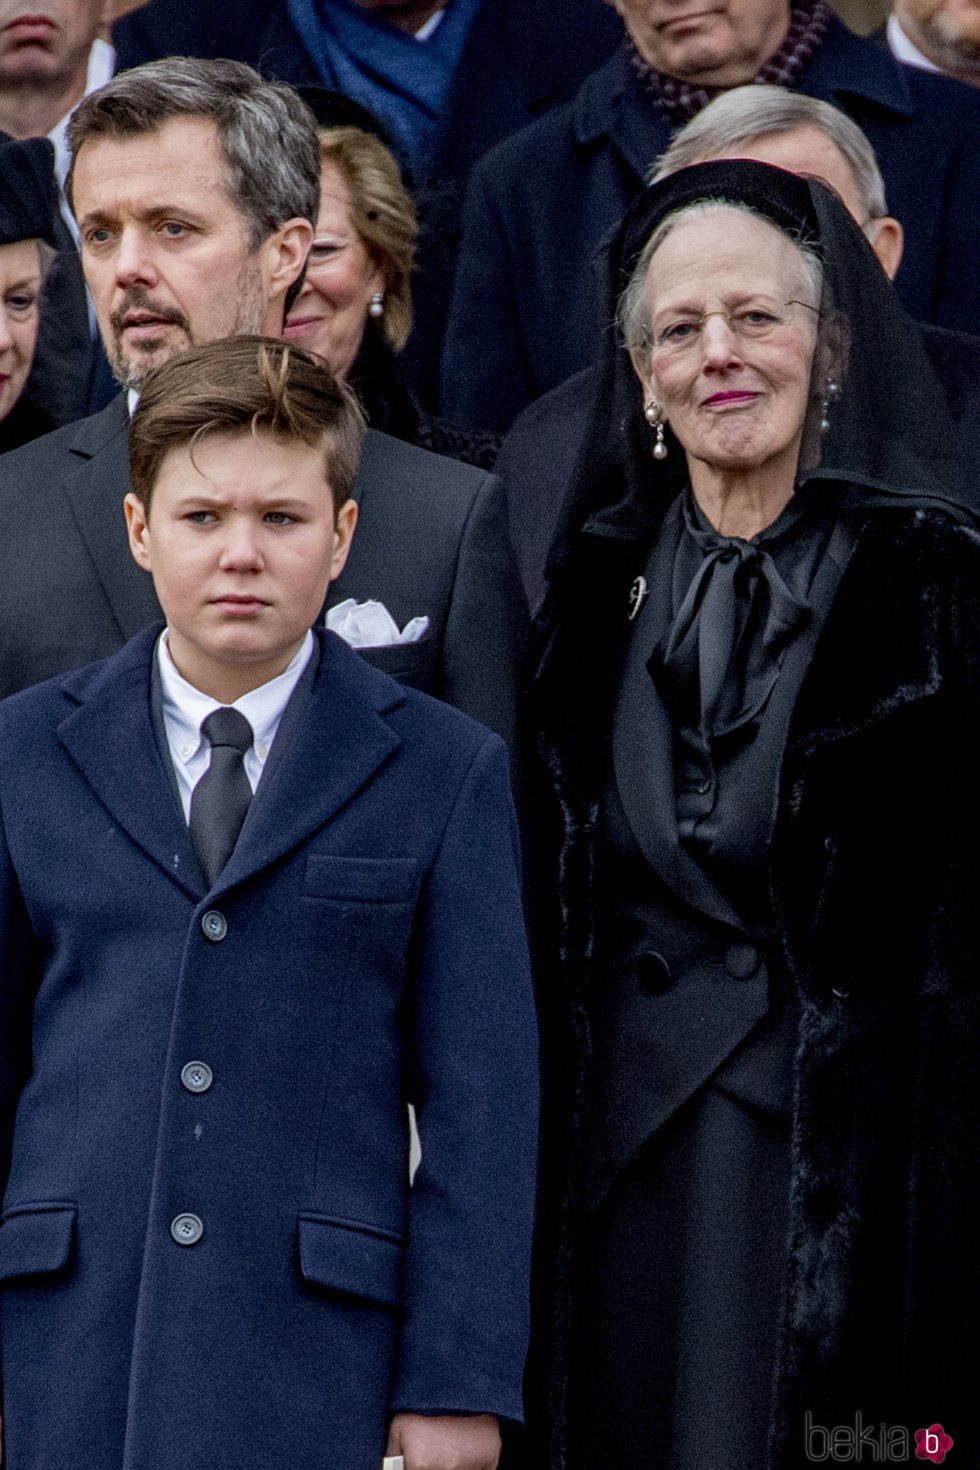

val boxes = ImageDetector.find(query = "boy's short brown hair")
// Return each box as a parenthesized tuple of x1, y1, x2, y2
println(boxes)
(129, 336, 366, 518)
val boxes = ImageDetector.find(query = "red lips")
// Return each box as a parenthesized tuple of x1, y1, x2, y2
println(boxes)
(702, 390, 761, 406)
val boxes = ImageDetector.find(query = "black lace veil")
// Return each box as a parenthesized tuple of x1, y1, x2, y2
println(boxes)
(545, 158, 977, 584)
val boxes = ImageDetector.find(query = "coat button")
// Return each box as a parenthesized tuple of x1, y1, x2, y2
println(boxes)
(637, 950, 672, 993)
(181, 1061, 213, 1094)
(170, 1213, 204, 1247)
(724, 943, 760, 980)
(201, 910, 227, 942)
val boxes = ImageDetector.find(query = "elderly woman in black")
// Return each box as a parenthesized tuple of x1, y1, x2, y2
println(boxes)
(528, 160, 979, 1470)
(0, 137, 59, 452)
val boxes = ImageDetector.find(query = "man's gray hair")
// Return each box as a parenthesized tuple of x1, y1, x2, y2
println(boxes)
(618, 199, 824, 352)
(650, 85, 889, 222)
(66, 57, 321, 246)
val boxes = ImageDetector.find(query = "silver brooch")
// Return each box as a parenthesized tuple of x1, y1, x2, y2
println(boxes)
(628, 575, 649, 622)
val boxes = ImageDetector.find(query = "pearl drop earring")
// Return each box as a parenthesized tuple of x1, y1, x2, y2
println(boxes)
(819, 376, 842, 434)
(368, 292, 384, 319)
(644, 399, 668, 460)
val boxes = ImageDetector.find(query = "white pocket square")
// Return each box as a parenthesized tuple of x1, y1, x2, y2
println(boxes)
(326, 599, 430, 649)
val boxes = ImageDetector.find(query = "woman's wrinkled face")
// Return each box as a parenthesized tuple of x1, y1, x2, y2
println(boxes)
(634, 209, 820, 481)
(0, 238, 42, 422)
(283, 161, 383, 379)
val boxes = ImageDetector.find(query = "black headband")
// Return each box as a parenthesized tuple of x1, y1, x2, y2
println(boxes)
(611, 158, 822, 303)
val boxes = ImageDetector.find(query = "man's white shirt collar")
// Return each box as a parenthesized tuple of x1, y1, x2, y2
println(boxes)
(886, 14, 941, 72)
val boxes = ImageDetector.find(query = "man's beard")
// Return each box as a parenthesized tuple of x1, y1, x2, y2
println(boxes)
(929, 8, 980, 67)
(106, 263, 268, 392)
(908, 0, 980, 68)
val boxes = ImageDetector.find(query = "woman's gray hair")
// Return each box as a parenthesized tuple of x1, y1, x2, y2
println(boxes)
(649, 85, 889, 223)
(65, 57, 321, 248)
(618, 199, 824, 352)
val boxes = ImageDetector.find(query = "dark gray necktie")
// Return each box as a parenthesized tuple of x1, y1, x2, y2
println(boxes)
(189, 706, 254, 886)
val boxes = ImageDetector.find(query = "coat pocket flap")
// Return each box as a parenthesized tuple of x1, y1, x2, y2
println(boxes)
(0, 1204, 77, 1282)
(298, 1214, 405, 1306)
(302, 855, 420, 903)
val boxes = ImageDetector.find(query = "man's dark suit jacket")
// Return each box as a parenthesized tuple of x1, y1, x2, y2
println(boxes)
(498, 323, 980, 616)
(0, 623, 538, 1468)
(110, 0, 623, 405)
(442, 17, 980, 430)
(0, 395, 527, 744)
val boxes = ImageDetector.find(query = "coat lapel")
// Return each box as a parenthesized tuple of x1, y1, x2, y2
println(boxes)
(56, 631, 405, 902)
(59, 397, 163, 641)
(57, 627, 204, 900)
(575, 47, 670, 184)
(612, 511, 746, 929)
(211, 634, 404, 895)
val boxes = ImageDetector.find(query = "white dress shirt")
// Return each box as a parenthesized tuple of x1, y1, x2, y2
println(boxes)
(886, 13, 941, 72)
(415, 9, 445, 39)
(156, 629, 314, 821)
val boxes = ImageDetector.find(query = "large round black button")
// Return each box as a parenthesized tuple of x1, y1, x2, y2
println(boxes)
(181, 1061, 213, 1095)
(637, 950, 672, 994)
(201, 910, 227, 942)
(724, 943, 760, 980)
(170, 1213, 204, 1247)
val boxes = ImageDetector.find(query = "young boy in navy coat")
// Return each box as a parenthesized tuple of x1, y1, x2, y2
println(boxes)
(0, 337, 538, 1470)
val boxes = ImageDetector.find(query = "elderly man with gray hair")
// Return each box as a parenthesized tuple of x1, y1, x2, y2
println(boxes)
(497, 84, 980, 613)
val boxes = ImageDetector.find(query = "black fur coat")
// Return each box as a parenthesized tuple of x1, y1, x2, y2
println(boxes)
(526, 503, 980, 1468)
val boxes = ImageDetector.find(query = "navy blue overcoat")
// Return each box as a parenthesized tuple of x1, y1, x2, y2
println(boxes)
(0, 627, 538, 1470)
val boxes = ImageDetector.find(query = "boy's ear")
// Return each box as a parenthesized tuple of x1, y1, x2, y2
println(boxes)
(124, 492, 153, 572)
(329, 498, 358, 583)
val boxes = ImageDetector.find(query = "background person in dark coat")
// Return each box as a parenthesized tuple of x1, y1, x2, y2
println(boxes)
(523, 161, 980, 1470)
(442, 0, 980, 431)
(110, 0, 624, 405)
(0, 58, 527, 748)
(497, 85, 980, 615)
(0, 336, 538, 1470)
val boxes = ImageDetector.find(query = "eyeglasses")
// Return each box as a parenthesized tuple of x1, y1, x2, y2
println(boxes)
(646, 299, 820, 356)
